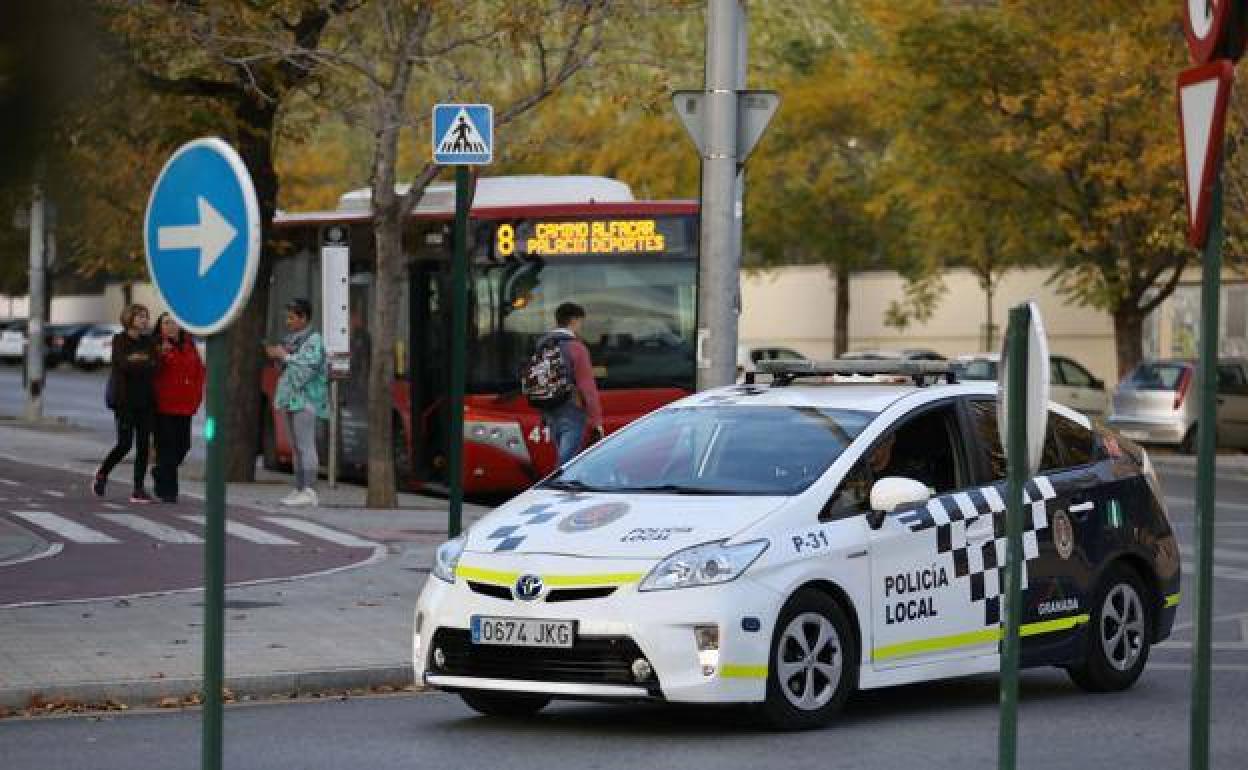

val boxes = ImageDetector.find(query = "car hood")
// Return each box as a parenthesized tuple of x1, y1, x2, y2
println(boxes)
(463, 488, 788, 560)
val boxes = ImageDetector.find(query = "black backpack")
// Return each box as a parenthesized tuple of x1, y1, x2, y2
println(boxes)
(520, 334, 575, 409)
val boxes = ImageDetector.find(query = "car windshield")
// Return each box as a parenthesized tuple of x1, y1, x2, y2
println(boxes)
(543, 405, 875, 496)
(959, 359, 998, 381)
(1125, 363, 1189, 391)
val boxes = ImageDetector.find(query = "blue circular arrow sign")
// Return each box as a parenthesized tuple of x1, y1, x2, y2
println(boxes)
(144, 138, 260, 336)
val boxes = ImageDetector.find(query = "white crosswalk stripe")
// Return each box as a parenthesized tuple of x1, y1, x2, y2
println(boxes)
(96, 513, 203, 544)
(179, 515, 299, 546)
(42, 490, 65, 499)
(10, 511, 119, 544)
(0, 479, 20, 487)
(262, 517, 379, 549)
(1179, 544, 1248, 565)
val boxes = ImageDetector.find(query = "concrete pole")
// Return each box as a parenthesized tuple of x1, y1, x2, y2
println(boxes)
(696, 0, 742, 390)
(25, 185, 46, 422)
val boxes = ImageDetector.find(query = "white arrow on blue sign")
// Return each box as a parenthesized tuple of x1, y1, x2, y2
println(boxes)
(432, 104, 493, 165)
(144, 138, 261, 336)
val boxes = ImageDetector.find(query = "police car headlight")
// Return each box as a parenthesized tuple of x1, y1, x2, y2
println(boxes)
(638, 539, 769, 592)
(432, 535, 466, 584)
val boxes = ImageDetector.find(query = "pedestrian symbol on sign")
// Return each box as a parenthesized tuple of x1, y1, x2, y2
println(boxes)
(432, 104, 493, 165)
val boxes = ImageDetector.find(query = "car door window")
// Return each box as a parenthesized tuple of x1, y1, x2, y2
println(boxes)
(1052, 414, 1096, 466)
(1217, 364, 1248, 394)
(1049, 359, 1065, 386)
(824, 402, 967, 520)
(1058, 359, 1093, 388)
(873, 403, 966, 494)
(966, 400, 1064, 481)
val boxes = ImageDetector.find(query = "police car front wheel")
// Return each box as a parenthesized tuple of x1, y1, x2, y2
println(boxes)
(759, 589, 857, 730)
(1067, 564, 1151, 693)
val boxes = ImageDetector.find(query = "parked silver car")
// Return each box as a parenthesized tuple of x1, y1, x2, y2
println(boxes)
(954, 352, 1110, 418)
(1108, 358, 1248, 453)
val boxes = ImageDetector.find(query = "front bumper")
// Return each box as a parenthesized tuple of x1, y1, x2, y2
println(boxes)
(413, 555, 782, 703)
(1107, 416, 1189, 446)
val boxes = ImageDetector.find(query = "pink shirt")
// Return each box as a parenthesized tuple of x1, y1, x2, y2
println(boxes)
(563, 334, 602, 428)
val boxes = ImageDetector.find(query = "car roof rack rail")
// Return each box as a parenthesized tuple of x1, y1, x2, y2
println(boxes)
(751, 359, 958, 387)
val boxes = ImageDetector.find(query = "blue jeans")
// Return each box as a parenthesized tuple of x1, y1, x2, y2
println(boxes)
(546, 401, 586, 466)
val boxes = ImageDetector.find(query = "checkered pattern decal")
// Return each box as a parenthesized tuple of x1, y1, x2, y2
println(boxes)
(486, 503, 564, 552)
(896, 477, 1057, 626)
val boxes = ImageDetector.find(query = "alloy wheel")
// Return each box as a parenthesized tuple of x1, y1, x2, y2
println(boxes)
(775, 611, 843, 711)
(1100, 583, 1146, 672)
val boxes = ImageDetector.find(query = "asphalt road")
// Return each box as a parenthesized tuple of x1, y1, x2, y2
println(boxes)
(0, 364, 207, 462)
(1, 469, 1246, 768)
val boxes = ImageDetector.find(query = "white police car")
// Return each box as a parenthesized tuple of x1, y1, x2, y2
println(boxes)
(413, 361, 1180, 728)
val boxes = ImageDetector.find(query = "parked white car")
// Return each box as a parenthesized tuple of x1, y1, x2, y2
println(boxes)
(0, 322, 27, 363)
(954, 353, 1110, 418)
(74, 324, 123, 369)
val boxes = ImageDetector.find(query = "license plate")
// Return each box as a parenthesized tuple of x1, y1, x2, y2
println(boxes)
(470, 616, 575, 648)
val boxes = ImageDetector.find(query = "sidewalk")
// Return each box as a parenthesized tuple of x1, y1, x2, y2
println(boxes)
(0, 419, 492, 712)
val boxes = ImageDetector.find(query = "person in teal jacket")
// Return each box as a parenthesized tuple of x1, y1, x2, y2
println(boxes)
(265, 298, 328, 507)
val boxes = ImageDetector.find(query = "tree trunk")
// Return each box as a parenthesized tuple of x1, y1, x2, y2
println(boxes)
(365, 98, 403, 508)
(983, 282, 995, 352)
(1112, 306, 1145, 381)
(222, 97, 279, 482)
(834, 260, 850, 357)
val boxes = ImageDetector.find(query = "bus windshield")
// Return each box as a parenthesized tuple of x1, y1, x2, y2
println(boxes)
(467, 216, 697, 392)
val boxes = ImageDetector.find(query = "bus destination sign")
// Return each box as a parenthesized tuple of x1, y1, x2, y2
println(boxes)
(494, 219, 669, 258)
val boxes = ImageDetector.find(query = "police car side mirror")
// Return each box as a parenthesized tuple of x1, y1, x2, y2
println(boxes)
(867, 477, 931, 530)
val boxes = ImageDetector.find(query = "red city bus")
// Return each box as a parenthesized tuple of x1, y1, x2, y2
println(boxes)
(261, 176, 698, 496)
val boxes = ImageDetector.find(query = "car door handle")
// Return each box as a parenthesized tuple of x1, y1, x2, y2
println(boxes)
(1069, 501, 1095, 522)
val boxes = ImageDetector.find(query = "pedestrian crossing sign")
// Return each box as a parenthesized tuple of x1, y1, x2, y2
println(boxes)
(432, 104, 493, 165)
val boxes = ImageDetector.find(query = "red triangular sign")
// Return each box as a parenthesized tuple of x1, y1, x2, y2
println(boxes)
(1178, 60, 1235, 248)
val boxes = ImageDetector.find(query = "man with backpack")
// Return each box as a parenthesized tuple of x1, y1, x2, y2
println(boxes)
(521, 302, 603, 466)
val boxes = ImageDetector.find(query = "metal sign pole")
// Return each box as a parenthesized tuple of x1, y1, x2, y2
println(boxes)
(447, 165, 470, 538)
(201, 334, 227, 770)
(1190, 172, 1223, 770)
(998, 303, 1029, 770)
(328, 379, 339, 489)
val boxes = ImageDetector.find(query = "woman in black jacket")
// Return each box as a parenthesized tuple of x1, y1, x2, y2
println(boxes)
(93, 303, 158, 503)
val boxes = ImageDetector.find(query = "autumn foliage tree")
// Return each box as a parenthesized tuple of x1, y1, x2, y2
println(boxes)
(863, 0, 1195, 376)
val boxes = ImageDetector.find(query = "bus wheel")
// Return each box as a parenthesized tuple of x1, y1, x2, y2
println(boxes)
(393, 417, 417, 491)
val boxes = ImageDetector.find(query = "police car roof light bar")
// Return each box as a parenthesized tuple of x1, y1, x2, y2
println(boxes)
(753, 359, 958, 387)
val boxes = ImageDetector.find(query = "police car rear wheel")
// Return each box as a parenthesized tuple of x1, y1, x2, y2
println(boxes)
(759, 590, 856, 730)
(459, 690, 552, 718)
(1068, 565, 1151, 692)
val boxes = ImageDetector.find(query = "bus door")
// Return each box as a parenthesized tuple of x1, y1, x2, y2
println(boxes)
(408, 259, 450, 486)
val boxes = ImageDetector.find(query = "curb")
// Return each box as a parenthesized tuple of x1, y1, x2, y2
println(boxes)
(0, 664, 416, 711)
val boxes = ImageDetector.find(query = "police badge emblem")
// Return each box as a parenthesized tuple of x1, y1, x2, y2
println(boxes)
(1053, 509, 1075, 560)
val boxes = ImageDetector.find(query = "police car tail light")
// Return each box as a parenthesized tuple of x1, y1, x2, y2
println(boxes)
(694, 624, 720, 676)
(431, 535, 467, 584)
(464, 420, 530, 462)
(638, 540, 769, 592)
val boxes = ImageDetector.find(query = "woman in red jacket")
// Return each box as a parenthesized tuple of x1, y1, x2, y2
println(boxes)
(151, 313, 205, 503)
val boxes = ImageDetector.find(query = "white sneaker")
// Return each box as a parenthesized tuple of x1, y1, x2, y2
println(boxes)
(303, 488, 319, 508)
(280, 489, 304, 506)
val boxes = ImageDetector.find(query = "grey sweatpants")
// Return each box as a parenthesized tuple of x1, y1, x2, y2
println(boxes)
(283, 408, 319, 491)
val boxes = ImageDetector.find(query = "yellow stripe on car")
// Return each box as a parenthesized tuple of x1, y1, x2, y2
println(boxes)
(455, 564, 644, 588)
(1165, 593, 1181, 608)
(720, 664, 768, 679)
(874, 614, 1091, 662)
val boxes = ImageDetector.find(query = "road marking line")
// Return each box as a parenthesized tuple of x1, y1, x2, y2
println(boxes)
(1149, 662, 1248, 672)
(102, 503, 124, 510)
(261, 516, 379, 549)
(1156, 640, 1248, 651)
(1181, 561, 1248, 581)
(180, 515, 298, 546)
(1166, 496, 1248, 511)
(97, 513, 203, 544)
(1178, 544, 1248, 564)
(0, 542, 63, 567)
(0, 479, 20, 486)
(9, 512, 120, 544)
(42, 489, 65, 498)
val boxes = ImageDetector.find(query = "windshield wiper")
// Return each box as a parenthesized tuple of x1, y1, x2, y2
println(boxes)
(611, 484, 736, 495)
(541, 479, 604, 492)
